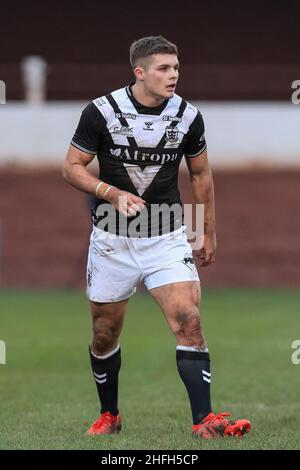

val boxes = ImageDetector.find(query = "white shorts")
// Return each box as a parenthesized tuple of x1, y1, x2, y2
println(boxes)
(86, 225, 200, 303)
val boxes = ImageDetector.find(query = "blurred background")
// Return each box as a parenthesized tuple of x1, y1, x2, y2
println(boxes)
(0, 0, 299, 288)
(0, 0, 300, 450)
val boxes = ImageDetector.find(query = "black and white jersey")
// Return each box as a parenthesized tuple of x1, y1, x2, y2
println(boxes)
(71, 84, 207, 236)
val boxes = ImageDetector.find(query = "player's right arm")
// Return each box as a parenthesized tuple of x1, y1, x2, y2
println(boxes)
(62, 103, 145, 217)
(63, 145, 145, 217)
(63, 144, 100, 195)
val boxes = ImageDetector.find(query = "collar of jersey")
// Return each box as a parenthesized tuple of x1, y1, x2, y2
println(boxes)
(125, 83, 169, 115)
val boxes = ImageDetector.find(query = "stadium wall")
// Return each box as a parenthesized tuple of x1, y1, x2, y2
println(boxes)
(0, 102, 299, 167)
(0, 102, 299, 289)
(0, 166, 299, 289)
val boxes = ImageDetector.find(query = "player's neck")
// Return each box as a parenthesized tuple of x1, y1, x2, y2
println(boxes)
(131, 82, 166, 108)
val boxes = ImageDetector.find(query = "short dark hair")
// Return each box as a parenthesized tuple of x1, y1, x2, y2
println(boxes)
(129, 35, 178, 69)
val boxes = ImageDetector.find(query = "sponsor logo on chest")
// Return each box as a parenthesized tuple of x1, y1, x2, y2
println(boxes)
(115, 112, 136, 120)
(110, 148, 179, 164)
(112, 126, 133, 137)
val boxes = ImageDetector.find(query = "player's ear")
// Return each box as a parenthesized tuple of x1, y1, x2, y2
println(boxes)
(134, 66, 145, 81)
(134, 65, 145, 81)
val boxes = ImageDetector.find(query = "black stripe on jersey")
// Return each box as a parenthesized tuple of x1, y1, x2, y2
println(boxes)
(156, 98, 187, 150)
(106, 93, 138, 148)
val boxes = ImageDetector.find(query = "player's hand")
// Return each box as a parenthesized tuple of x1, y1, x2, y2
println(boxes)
(194, 233, 217, 267)
(105, 187, 146, 217)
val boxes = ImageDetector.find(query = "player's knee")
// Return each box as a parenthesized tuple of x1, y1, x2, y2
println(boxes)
(174, 309, 203, 344)
(93, 327, 118, 354)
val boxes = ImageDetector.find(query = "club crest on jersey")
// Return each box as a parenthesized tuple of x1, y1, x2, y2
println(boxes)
(165, 126, 179, 143)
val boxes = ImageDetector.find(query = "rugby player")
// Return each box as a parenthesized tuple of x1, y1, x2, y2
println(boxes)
(63, 35, 251, 439)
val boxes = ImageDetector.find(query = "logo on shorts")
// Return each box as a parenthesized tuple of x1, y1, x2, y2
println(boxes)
(98, 248, 115, 256)
(181, 253, 195, 271)
(87, 268, 92, 287)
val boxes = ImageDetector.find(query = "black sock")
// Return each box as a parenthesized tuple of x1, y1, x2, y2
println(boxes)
(176, 348, 212, 425)
(89, 345, 121, 416)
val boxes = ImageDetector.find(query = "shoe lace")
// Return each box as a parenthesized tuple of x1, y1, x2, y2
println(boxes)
(205, 412, 231, 424)
(93, 412, 115, 430)
(215, 412, 231, 419)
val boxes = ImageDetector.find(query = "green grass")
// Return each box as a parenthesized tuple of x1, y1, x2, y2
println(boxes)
(0, 288, 299, 450)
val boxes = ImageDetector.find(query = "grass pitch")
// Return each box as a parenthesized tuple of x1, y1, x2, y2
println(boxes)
(0, 288, 299, 450)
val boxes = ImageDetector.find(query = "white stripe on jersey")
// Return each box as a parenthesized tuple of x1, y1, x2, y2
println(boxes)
(123, 163, 161, 196)
(93, 87, 198, 150)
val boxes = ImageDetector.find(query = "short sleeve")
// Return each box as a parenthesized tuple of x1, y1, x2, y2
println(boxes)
(71, 102, 105, 154)
(183, 111, 207, 157)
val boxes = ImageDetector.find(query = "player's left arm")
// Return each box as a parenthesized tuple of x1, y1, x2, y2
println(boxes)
(183, 110, 216, 267)
(185, 149, 216, 267)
